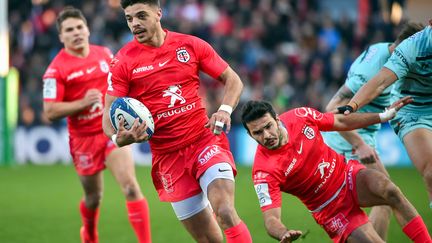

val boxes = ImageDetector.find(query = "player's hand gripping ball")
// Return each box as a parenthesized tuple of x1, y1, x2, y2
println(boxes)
(110, 97, 155, 139)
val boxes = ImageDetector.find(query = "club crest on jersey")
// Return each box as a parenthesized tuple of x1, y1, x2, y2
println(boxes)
(176, 47, 190, 63)
(302, 125, 315, 139)
(99, 60, 109, 73)
(162, 85, 186, 108)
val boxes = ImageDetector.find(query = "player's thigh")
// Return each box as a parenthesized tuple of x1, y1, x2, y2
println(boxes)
(180, 206, 222, 242)
(347, 222, 384, 243)
(172, 194, 222, 241)
(355, 168, 393, 207)
(105, 145, 138, 184)
(403, 128, 432, 173)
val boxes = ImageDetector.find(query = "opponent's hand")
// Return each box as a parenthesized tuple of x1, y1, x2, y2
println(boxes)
(115, 118, 150, 146)
(354, 143, 379, 164)
(379, 96, 413, 122)
(388, 96, 413, 111)
(279, 230, 303, 243)
(205, 109, 232, 135)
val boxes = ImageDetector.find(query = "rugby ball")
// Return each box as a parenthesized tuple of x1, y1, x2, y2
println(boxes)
(109, 97, 154, 138)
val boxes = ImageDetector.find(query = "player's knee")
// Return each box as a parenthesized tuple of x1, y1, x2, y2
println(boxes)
(195, 233, 223, 243)
(122, 183, 142, 200)
(383, 183, 403, 206)
(422, 165, 432, 184)
(214, 203, 236, 226)
(85, 192, 103, 208)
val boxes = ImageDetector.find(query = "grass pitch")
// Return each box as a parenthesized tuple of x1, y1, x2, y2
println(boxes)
(0, 165, 430, 243)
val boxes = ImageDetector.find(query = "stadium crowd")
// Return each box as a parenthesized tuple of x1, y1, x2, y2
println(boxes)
(9, 0, 407, 126)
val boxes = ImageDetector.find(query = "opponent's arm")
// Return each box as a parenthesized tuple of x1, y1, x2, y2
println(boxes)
(263, 208, 302, 242)
(206, 66, 243, 134)
(326, 85, 378, 164)
(340, 68, 398, 114)
(43, 88, 102, 121)
(333, 96, 412, 131)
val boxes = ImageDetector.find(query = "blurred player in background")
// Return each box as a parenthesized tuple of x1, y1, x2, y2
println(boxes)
(102, 0, 252, 242)
(339, 20, 432, 211)
(322, 22, 424, 240)
(42, 7, 151, 243)
(241, 100, 432, 243)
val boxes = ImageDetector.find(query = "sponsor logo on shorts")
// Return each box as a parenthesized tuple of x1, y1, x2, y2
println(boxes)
(348, 165, 354, 190)
(75, 152, 93, 169)
(198, 145, 221, 165)
(158, 173, 174, 193)
(324, 213, 349, 235)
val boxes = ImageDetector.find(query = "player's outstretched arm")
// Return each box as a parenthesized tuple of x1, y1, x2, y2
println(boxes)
(326, 85, 379, 164)
(44, 89, 102, 121)
(205, 66, 243, 135)
(337, 68, 398, 114)
(333, 96, 412, 131)
(262, 208, 302, 242)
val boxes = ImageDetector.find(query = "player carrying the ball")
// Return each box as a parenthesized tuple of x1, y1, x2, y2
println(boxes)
(102, 0, 252, 242)
(42, 7, 151, 243)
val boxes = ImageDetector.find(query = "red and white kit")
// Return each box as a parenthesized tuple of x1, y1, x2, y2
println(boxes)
(253, 108, 368, 242)
(43, 45, 114, 175)
(108, 30, 236, 201)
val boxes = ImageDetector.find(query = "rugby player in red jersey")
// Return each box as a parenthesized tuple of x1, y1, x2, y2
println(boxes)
(42, 7, 151, 243)
(241, 99, 432, 243)
(102, 1, 252, 242)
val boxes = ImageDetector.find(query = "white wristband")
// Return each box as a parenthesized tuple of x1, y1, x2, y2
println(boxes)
(218, 104, 233, 115)
(379, 108, 397, 122)
(111, 134, 119, 147)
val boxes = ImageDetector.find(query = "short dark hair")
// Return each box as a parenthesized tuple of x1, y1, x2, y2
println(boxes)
(56, 6, 87, 32)
(394, 22, 425, 45)
(241, 100, 277, 133)
(121, 0, 160, 9)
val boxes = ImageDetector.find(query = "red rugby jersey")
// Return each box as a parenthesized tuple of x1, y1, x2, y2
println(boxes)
(42, 45, 112, 137)
(108, 30, 229, 153)
(252, 108, 348, 212)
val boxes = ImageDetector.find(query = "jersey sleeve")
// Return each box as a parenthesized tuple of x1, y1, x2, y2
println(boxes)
(291, 107, 334, 131)
(102, 46, 114, 59)
(384, 33, 419, 79)
(193, 37, 229, 79)
(107, 54, 129, 97)
(42, 64, 65, 102)
(253, 170, 282, 212)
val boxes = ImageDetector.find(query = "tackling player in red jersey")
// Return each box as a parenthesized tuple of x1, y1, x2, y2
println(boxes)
(102, 1, 252, 242)
(42, 7, 151, 243)
(241, 99, 432, 243)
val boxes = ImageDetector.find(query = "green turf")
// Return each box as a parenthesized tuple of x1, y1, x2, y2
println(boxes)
(0, 165, 430, 242)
